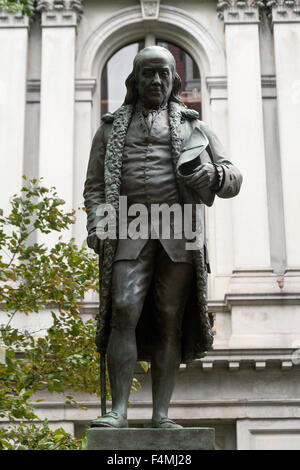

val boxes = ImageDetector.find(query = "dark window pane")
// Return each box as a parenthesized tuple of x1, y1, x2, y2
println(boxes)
(156, 40, 202, 118)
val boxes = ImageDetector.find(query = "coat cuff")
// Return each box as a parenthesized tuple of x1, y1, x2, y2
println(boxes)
(211, 164, 224, 191)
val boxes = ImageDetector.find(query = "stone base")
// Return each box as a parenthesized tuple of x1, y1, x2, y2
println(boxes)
(87, 427, 215, 450)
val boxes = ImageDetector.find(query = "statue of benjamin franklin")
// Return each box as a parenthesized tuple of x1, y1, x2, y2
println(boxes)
(84, 46, 242, 428)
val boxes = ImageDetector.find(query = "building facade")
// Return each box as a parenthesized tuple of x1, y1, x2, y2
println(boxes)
(1, 0, 300, 450)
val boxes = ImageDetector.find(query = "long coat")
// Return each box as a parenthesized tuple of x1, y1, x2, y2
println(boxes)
(83, 101, 242, 363)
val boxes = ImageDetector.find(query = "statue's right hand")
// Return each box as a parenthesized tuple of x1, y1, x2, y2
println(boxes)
(87, 232, 101, 254)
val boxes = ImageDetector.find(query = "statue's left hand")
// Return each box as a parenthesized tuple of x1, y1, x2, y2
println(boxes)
(181, 163, 218, 191)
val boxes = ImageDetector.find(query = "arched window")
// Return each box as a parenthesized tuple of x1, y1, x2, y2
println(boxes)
(101, 39, 201, 117)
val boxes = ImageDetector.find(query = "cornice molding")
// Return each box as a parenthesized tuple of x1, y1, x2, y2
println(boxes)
(36, 0, 83, 27)
(194, 347, 299, 371)
(206, 75, 276, 90)
(225, 292, 300, 309)
(205, 75, 276, 100)
(29, 397, 300, 410)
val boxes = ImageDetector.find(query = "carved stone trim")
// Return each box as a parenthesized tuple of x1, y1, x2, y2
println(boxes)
(0, 11, 29, 28)
(75, 78, 96, 92)
(206, 76, 227, 101)
(140, 0, 160, 20)
(75, 78, 97, 102)
(26, 78, 96, 102)
(205, 75, 276, 100)
(198, 348, 299, 371)
(31, 398, 300, 411)
(225, 292, 300, 310)
(269, 0, 300, 23)
(36, 0, 83, 27)
(261, 74, 276, 98)
(27, 78, 40, 92)
(217, 0, 263, 23)
(206, 76, 227, 91)
(206, 75, 276, 89)
(26, 79, 40, 103)
(261, 74, 276, 88)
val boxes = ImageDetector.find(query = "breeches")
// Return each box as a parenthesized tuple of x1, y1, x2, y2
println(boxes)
(111, 239, 193, 337)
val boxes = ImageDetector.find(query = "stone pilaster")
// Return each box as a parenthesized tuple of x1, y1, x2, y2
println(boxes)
(217, 0, 271, 271)
(205, 76, 234, 302)
(216, 1, 287, 349)
(73, 78, 96, 244)
(0, 11, 29, 216)
(268, 0, 300, 270)
(37, 0, 83, 243)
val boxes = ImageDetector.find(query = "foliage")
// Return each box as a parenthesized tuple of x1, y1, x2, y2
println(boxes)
(1, 420, 84, 450)
(0, 0, 35, 17)
(0, 177, 141, 450)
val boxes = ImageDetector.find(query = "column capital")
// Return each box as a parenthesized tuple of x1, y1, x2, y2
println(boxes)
(217, 0, 264, 23)
(36, 0, 83, 27)
(0, 10, 30, 28)
(267, 0, 300, 23)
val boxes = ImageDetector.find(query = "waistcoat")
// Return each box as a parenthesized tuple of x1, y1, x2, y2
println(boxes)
(115, 107, 193, 264)
(121, 108, 179, 205)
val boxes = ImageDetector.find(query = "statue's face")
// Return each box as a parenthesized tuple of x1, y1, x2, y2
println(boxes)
(136, 51, 174, 109)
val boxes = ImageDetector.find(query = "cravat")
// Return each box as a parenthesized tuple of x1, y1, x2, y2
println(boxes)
(145, 110, 157, 131)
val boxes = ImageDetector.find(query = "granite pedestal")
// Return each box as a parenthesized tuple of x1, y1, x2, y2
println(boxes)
(87, 427, 215, 450)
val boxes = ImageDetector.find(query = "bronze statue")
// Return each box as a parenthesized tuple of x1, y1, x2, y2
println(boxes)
(83, 46, 242, 428)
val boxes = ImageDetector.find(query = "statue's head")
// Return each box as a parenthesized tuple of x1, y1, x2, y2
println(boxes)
(124, 46, 183, 108)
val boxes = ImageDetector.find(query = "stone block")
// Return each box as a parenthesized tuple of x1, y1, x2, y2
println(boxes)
(87, 427, 215, 450)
